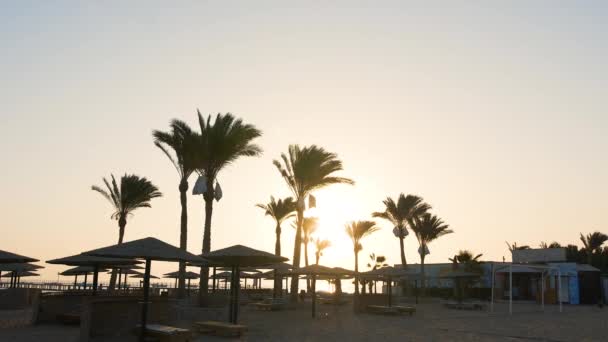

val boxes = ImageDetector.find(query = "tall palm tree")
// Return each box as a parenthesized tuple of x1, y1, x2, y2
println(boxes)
(92, 174, 162, 289)
(256, 196, 296, 295)
(448, 250, 482, 300)
(302, 217, 319, 268)
(314, 238, 331, 264)
(372, 194, 430, 268)
(195, 111, 262, 294)
(505, 241, 530, 253)
(580, 232, 608, 265)
(366, 253, 388, 293)
(345, 220, 380, 295)
(256, 196, 297, 256)
(274, 144, 353, 301)
(411, 214, 453, 294)
(153, 119, 198, 298)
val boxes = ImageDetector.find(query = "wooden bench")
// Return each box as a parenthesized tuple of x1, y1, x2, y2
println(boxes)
(134, 324, 192, 342)
(444, 302, 485, 311)
(194, 321, 247, 337)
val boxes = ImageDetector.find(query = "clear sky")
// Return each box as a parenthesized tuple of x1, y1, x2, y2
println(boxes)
(1, 1, 607, 283)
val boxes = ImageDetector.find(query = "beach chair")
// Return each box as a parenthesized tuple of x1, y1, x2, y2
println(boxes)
(394, 305, 416, 315)
(134, 324, 192, 342)
(194, 320, 247, 337)
(366, 305, 400, 315)
(249, 298, 286, 311)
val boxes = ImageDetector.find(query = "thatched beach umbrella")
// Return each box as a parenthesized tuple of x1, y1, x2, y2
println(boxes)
(0, 263, 44, 288)
(0, 250, 38, 264)
(60, 266, 106, 288)
(202, 245, 288, 324)
(47, 254, 141, 295)
(288, 264, 354, 318)
(164, 270, 199, 294)
(82, 237, 204, 342)
(362, 266, 415, 307)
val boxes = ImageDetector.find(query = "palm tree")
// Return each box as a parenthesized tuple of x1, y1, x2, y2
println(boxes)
(302, 217, 319, 268)
(411, 214, 453, 294)
(92, 174, 162, 289)
(255, 196, 297, 256)
(153, 119, 198, 298)
(314, 238, 331, 264)
(548, 242, 562, 248)
(274, 144, 353, 301)
(505, 241, 530, 254)
(366, 253, 388, 293)
(256, 196, 296, 296)
(448, 250, 482, 301)
(345, 220, 380, 295)
(372, 194, 431, 268)
(195, 111, 262, 294)
(580, 232, 608, 265)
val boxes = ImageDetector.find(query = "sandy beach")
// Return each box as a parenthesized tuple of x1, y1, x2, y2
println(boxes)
(1, 301, 607, 342)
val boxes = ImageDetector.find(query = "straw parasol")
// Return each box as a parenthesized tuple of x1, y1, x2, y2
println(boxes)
(60, 266, 106, 288)
(2, 271, 39, 277)
(82, 237, 204, 342)
(164, 270, 199, 293)
(361, 266, 416, 307)
(202, 245, 288, 324)
(0, 250, 38, 264)
(47, 254, 141, 295)
(289, 264, 354, 318)
(0, 263, 45, 288)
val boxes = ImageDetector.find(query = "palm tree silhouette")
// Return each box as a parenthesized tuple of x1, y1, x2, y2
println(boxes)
(195, 111, 262, 294)
(345, 220, 380, 295)
(411, 214, 453, 295)
(580, 232, 608, 265)
(273, 144, 353, 301)
(302, 217, 319, 269)
(256, 196, 297, 256)
(256, 196, 296, 297)
(373, 194, 430, 267)
(153, 119, 198, 298)
(314, 238, 331, 264)
(366, 253, 388, 293)
(91, 174, 162, 289)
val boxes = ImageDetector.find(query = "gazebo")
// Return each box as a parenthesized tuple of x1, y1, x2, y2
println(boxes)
(47, 254, 141, 295)
(82, 237, 205, 342)
(201, 245, 287, 324)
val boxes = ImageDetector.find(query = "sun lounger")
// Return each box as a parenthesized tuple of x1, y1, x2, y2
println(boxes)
(366, 305, 399, 315)
(249, 298, 286, 311)
(134, 324, 192, 342)
(194, 321, 247, 337)
(443, 302, 485, 310)
(394, 305, 416, 315)
(319, 297, 348, 305)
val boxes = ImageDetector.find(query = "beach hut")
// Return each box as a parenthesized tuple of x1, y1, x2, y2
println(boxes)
(201, 245, 287, 324)
(82, 237, 204, 342)
(47, 254, 141, 295)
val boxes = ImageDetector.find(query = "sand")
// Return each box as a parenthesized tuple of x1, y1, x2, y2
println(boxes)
(1, 301, 606, 341)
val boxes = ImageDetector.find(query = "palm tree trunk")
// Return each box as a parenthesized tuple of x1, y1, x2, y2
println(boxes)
(304, 240, 310, 292)
(177, 179, 188, 299)
(354, 250, 359, 295)
(109, 216, 127, 290)
(420, 251, 426, 296)
(399, 235, 407, 295)
(199, 185, 213, 301)
(315, 252, 320, 265)
(274, 222, 282, 296)
(399, 236, 407, 266)
(289, 208, 303, 303)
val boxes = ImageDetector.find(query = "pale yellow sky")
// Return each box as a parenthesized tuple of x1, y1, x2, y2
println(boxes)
(1, 2, 607, 283)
